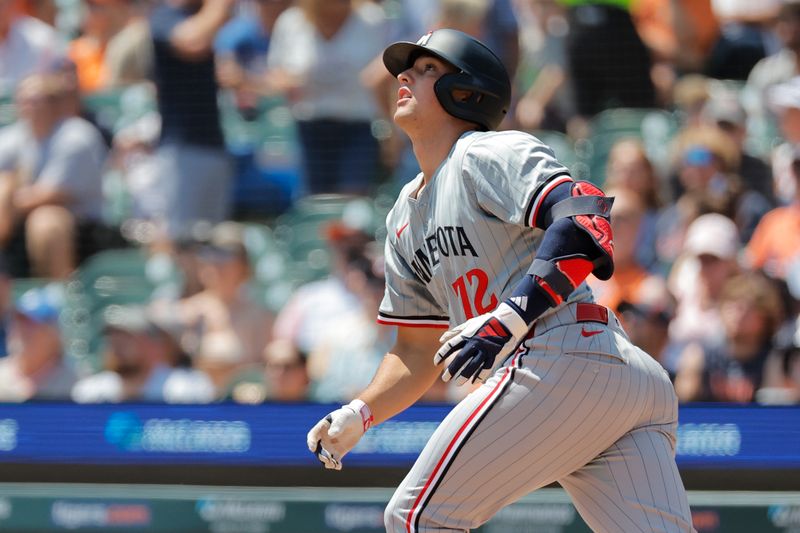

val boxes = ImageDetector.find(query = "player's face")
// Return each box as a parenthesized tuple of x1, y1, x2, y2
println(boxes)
(394, 55, 455, 131)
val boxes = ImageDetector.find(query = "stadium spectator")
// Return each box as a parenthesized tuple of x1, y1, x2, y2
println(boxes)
(745, 1, 800, 120)
(515, 0, 574, 132)
(482, 0, 520, 85)
(307, 247, 395, 402)
(436, 0, 492, 49)
(169, 237, 205, 298)
(214, 0, 291, 115)
(272, 210, 375, 356)
(666, 125, 771, 243)
(704, 0, 782, 81)
(262, 338, 310, 402)
(701, 93, 776, 204)
(103, 0, 153, 88)
(265, 0, 389, 195)
(605, 137, 664, 210)
(0, 73, 111, 279)
(617, 278, 677, 378)
(666, 213, 742, 371)
(149, 0, 235, 242)
(0, 0, 64, 95)
(0, 256, 10, 357)
(746, 147, 800, 280)
(47, 56, 115, 148)
(631, 0, 718, 108)
(768, 76, 800, 205)
(757, 317, 800, 404)
(588, 187, 664, 313)
(631, 0, 719, 76)
(674, 271, 784, 403)
(68, 0, 137, 93)
(0, 284, 76, 401)
(671, 74, 713, 128)
(20, 0, 58, 28)
(561, 0, 656, 134)
(171, 222, 273, 394)
(71, 304, 215, 403)
(228, 338, 311, 404)
(604, 138, 663, 272)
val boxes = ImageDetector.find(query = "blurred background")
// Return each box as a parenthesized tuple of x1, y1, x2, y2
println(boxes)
(0, 0, 799, 531)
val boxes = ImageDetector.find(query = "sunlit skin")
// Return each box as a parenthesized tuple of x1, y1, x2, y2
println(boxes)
(393, 55, 475, 187)
(697, 253, 737, 302)
(779, 107, 800, 144)
(720, 299, 769, 359)
(0, 0, 17, 39)
(309, 0, 351, 39)
(7, 315, 61, 378)
(393, 56, 458, 135)
(606, 139, 658, 206)
(14, 75, 61, 140)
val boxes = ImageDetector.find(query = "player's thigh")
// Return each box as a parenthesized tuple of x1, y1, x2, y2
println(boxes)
(559, 425, 694, 533)
(386, 349, 644, 533)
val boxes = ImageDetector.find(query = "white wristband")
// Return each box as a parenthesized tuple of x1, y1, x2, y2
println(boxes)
(494, 302, 531, 339)
(348, 399, 374, 432)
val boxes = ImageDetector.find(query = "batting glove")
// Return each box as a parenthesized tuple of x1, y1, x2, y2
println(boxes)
(434, 302, 530, 386)
(306, 399, 373, 470)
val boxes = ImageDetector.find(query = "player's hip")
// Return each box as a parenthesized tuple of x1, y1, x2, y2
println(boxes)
(509, 302, 677, 425)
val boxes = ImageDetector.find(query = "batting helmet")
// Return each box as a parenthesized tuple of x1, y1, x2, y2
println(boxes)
(383, 29, 511, 131)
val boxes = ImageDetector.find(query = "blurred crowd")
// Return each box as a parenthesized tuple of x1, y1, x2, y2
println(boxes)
(0, 0, 799, 406)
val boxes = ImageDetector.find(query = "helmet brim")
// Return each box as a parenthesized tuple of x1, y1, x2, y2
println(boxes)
(383, 41, 457, 77)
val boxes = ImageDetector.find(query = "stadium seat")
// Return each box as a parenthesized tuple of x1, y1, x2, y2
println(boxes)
(81, 83, 157, 136)
(271, 194, 377, 288)
(242, 223, 294, 312)
(583, 108, 680, 184)
(531, 130, 590, 181)
(0, 94, 15, 127)
(63, 248, 156, 373)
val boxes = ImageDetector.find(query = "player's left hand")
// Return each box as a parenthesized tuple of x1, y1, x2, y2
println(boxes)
(434, 302, 530, 386)
(306, 399, 373, 470)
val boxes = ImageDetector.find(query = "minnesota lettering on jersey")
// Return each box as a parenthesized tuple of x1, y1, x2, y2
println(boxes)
(410, 226, 477, 283)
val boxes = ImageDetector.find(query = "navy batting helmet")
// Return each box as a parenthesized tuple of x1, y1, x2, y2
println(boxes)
(382, 29, 511, 131)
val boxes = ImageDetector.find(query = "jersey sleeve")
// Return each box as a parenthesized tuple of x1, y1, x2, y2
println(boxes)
(464, 132, 572, 228)
(378, 237, 449, 329)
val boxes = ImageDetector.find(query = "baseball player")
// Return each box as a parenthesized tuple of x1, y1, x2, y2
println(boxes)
(307, 29, 694, 532)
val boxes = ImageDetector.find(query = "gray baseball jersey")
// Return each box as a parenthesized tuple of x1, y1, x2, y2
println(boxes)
(378, 130, 589, 330)
(378, 130, 694, 532)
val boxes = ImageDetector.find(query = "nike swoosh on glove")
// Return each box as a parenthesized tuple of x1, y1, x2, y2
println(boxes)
(434, 302, 530, 386)
(306, 399, 373, 470)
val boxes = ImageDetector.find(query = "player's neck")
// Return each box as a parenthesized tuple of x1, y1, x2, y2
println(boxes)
(411, 125, 473, 184)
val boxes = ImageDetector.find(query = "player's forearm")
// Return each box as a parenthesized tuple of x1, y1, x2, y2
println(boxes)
(359, 346, 442, 426)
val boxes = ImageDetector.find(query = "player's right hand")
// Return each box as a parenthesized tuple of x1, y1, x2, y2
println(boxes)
(306, 399, 373, 470)
(434, 302, 530, 386)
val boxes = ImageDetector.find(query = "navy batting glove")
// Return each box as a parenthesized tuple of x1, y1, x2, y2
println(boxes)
(434, 303, 529, 386)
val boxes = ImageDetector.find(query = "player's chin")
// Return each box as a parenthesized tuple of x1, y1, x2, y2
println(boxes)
(393, 109, 414, 130)
(394, 104, 413, 119)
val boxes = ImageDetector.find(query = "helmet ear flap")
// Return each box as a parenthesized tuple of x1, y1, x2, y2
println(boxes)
(434, 73, 499, 131)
